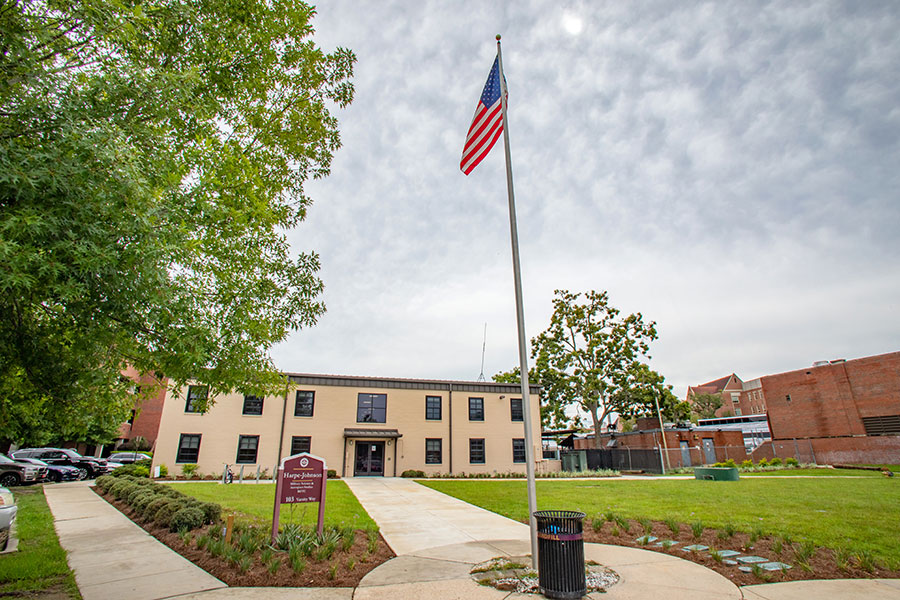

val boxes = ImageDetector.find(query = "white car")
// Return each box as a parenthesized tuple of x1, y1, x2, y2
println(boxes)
(0, 487, 17, 552)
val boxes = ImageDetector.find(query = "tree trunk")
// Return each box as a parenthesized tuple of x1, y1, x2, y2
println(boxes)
(588, 401, 602, 449)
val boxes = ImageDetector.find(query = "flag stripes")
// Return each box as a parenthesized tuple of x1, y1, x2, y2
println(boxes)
(460, 57, 505, 175)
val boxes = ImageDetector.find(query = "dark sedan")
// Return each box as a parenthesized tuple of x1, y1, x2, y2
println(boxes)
(13, 457, 81, 482)
(11, 448, 109, 479)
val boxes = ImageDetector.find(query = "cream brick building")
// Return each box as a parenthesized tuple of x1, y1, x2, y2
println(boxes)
(152, 373, 543, 478)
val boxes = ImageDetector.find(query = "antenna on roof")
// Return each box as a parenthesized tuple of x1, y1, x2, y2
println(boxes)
(477, 322, 487, 382)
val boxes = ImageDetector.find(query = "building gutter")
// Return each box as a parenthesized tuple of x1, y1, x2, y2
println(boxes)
(276, 389, 288, 465)
(448, 384, 453, 474)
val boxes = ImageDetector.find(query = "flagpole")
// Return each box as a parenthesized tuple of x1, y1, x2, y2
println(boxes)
(495, 34, 539, 570)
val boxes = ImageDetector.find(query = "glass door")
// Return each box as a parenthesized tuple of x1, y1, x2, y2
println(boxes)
(354, 441, 385, 476)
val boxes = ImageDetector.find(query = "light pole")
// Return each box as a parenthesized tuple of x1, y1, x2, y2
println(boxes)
(653, 388, 671, 473)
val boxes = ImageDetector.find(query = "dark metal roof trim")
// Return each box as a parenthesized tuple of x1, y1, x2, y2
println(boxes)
(287, 373, 539, 395)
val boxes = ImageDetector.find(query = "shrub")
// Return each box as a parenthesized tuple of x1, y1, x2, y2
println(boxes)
(199, 502, 222, 524)
(131, 491, 159, 512)
(154, 499, 188, 528)
(95, 475, 116, 492)
(181, 464, 199, 478)
(142, 497, 172, 521)
(769, 457, 783, 466)
(757, 458, 769, 467)
(110, 480, 138, 500)
(741, 459, 754, 469)
(785, 457, 799, 467)
(327, 469, 339, 479)
(400, 470, 426, 478)
(112, 464, 150, 478)
(157, 464, 169, 478)
(126, 486, 150, 505)
(170, 507, 205, 532)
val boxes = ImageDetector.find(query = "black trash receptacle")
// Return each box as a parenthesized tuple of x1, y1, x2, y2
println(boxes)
(534, 510, 586, 599)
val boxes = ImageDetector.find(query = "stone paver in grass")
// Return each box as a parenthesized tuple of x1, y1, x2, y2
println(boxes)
(717, 550, 741, 558)
(760, 561, 792, 571)
(636, 535, 658, 544)
(653, 540, 679, 547)
(737, 556, 768, 564)
(682, 544, 709, 552)
(723, 559, 738, 566)
(738, 566, 753, 573)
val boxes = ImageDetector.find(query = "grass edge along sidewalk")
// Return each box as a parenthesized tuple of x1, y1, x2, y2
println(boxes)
(168, 480, 378, 530)
(0, 486, 81, 599)
(420, 477, 900, 569)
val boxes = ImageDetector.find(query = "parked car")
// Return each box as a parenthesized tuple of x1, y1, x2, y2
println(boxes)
(0, 453, 42, 487)
(106, 452, 151, 464)
(13, 457, 81, 482)
(0, 486, 17, 551)
(11, 448, 109, 479)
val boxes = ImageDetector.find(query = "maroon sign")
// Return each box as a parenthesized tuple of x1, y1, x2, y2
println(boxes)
(271, 453, 327, 540)
(279, 454, 325, 504)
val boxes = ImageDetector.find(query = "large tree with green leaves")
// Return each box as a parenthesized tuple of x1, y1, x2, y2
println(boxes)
(610, 362, 691, 423)
(0, 0, 355, 446)
(531, 290, 658, 448)
(690, 393, 723, 420)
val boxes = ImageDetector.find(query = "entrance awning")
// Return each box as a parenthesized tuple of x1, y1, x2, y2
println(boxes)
(343, 428, 402, 439)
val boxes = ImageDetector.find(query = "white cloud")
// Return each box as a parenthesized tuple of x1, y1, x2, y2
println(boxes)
(275, 1, 900, 400)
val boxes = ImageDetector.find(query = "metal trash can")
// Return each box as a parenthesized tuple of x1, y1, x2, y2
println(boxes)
(534, 510, 586, 599)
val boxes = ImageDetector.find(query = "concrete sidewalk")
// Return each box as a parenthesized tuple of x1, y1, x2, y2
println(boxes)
(347, 477, 742, 599)
(43, 478, 900, 600)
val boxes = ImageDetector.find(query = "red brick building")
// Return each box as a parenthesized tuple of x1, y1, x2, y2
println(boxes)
(687, 351, 900, 465)
(115, 366, 168, 451)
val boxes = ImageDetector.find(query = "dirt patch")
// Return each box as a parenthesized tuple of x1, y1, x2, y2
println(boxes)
(582, 517, 900, 586)
(93, 489, 394, 587)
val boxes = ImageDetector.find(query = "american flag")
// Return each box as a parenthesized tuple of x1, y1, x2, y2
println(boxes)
(460, 57, 505, 175)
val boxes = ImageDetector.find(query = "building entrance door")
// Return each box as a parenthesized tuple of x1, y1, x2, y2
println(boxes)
(702, 438, 716, 464)
(354, 441, 385, 476)
(680, 441, 692, 467)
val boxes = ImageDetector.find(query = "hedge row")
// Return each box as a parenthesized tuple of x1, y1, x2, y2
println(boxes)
(95, 474, 221, 533)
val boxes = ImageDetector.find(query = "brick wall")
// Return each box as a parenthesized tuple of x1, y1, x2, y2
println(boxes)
(762, 352, 900, 440)
(752, 435, 900, 465)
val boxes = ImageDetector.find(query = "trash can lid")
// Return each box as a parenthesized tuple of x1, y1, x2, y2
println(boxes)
(533, 510, 586, 520)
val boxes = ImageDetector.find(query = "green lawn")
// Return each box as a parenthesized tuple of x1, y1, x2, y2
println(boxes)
(740, 468, 884, 477)
(170, 481, 377, 530)
(0, 486, 80, 598)
(420, 478, 900, 565)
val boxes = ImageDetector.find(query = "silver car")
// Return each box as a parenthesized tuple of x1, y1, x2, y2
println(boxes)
(0, 486, 17, 551)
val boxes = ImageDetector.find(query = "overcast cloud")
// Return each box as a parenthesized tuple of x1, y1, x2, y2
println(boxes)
(270, 1, 900, 398)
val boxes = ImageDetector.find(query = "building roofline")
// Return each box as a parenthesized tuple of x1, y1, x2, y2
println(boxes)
(285, 372, 541, 394)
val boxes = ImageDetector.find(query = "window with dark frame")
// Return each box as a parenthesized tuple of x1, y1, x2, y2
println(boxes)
(295, 391, 315, 417)
(236, 435, 259, 464)
(185, 385, 207, 413)
(425, 396, 442, 420)
(469, 397, 484, 421)
(176, 434, 201, 463)
(512, 438, 526, 463)
(357, 393, 387, 423)
(510, 397, 523, 422)
(425, 438, 442, 464)
(469, 438, 485, 464)
(290, 436, 311, 455)
(242, 394, 264, 415)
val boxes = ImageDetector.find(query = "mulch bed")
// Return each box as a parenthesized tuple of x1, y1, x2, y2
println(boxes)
(93, 488, 394, 587)
(582, 517, 900, 586)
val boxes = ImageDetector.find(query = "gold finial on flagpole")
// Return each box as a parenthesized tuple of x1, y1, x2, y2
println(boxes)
(496, 34, 501, 40)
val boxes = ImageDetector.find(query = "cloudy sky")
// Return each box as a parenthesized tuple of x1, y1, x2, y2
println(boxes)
(271, 1, 900, 398)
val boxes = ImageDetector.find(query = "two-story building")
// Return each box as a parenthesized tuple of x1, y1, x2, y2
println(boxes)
(152, 373, 543, 478)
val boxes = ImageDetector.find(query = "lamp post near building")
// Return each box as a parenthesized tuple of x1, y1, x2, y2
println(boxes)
(654, 389, 671, 473)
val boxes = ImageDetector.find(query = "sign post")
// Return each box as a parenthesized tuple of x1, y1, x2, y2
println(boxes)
(271, 453, 327, 543)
